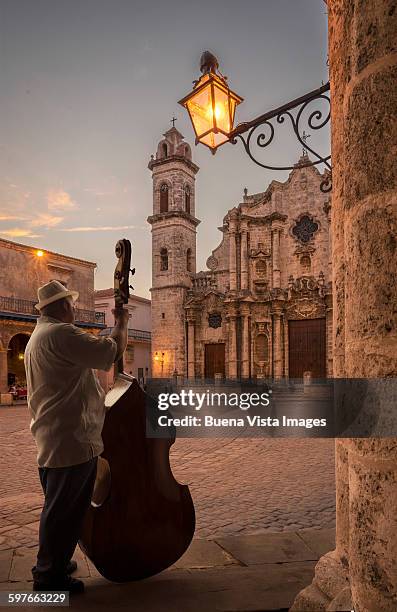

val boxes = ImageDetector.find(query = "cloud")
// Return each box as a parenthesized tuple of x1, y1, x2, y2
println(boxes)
(0, 227, 42, 238)
(31, 213, 64, 228)
(59, 225, 139, 232)
(83, 188, 109, 196)
(47, 189, 77, 211)
(0, 214, 29, 221)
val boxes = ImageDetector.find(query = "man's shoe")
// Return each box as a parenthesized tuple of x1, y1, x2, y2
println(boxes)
(33, 576, 85, 594)
(66, 560, 77, 574)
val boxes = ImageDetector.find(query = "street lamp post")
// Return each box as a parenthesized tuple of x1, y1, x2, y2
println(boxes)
(179, 51, 331, 192)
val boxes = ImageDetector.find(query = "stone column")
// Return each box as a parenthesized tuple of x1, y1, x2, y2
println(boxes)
(240, 305, 250, 378)
(187, 318, 195, 380)
(229, 219, 237, 292)
(325, 296, 333, 378)
(272, 227, 281, 288)
(0, 350, 8, 393)
(292, 2, 397, 611)
(228, 309, 238, 379)
(240, 222, 249, 291)
(272, 307, 283, 379)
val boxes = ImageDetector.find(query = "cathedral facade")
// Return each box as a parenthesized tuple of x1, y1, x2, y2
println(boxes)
(148, 127, 332, 380)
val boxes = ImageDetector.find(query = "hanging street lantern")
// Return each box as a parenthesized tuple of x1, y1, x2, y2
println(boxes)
(178, 51, 332, 191)
(178, 51, 243, 154)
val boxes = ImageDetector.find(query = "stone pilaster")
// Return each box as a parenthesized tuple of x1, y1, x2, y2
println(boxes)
(227, 307, 238, 379)
(272, 307, 283, 380)
(187, 318, 195, 380)
(240, 222, 249, 291)
(271, 227, 281, 288)
(0, 350, 8, 393)
(240, 305, 250, 378)
(229, 220, 237, 292)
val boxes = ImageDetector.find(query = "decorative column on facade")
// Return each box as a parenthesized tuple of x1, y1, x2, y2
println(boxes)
(272, 303, 283, 379)
(271, 227, 281, 288)
(240, 303, 251, 378)
(186, 311, 196, 380)
(229, 217, 238, 292)
(0, 349, 8, 393)
(227, 305, 238, 379)
(240, 220, 249, 291)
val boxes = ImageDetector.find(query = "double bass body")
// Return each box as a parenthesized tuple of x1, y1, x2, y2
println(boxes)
(79, 374, 195, 582)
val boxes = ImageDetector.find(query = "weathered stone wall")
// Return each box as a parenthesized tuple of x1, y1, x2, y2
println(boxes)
(0, 238, 96, 310)
(292, 1, 397, 611)
(151, 286, 188, 377)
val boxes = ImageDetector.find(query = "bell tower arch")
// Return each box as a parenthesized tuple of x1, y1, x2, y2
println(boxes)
(147, 126, 200, 377)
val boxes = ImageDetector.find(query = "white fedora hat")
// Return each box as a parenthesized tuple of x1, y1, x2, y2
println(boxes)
(35, 280, 79, 311)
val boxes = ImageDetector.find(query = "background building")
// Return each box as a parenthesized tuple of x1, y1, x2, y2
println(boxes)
(0, 238, 105, 401)
(94, 289, 151, 390)
(148, 128, 332, 380)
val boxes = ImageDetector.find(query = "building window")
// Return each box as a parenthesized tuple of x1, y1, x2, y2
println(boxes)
(160, 248, 168, 271)
(160, 183, 169, 213)
(162, 143, 168, 157)
(300, 255, 311, 274)
(185, 185, 191, 215)
(186, 248, 193, 272)
(292, 215, 319, 243)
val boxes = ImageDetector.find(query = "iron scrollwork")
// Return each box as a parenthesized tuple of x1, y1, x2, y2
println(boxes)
(230, 82, 332, 193)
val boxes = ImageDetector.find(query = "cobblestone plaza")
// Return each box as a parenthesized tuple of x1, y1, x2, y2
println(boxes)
(0, 405, 335, 551)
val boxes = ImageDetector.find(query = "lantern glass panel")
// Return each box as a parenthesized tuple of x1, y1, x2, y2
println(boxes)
(200, 131, 229, 149)
(212, 83, 232, 134)
(186, 81, 213, 139)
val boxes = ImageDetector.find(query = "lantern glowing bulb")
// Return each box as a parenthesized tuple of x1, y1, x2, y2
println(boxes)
(178, 51, 243, 154)
(36, 250, 44, 257)
(18, 353, 24, 360)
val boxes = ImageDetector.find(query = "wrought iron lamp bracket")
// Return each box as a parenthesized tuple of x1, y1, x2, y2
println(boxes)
(230, 82, 332, 193)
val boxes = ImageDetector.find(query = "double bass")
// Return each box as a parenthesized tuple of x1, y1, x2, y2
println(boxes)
(79, 239, 195, 581)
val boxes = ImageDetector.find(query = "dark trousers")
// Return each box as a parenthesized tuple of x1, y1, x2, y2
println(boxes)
(32, 457, 98, 584)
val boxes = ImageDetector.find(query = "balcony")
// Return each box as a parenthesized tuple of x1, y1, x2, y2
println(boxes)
(191, 272, 217, 291)
(0, 295, 106, 327)
(100, 327, 151, 342)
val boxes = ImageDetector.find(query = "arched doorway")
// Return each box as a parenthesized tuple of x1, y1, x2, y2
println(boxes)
(7, 333, 30, 387)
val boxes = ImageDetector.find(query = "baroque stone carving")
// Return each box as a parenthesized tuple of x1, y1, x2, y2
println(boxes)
(292, 215, 319, 244)
(206, 255, 218, 271)
(286, 298, 326, 320)
(208, 313, 222, 328)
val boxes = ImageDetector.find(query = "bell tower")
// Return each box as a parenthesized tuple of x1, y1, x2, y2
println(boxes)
(147, 125, 200, 378)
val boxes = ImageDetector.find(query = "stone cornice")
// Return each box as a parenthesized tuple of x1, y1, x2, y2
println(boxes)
(148, 155, 199, 174)
(240, 211, 288, 225)
(147, 211, 201, 227)
(0, 238, 96, 268)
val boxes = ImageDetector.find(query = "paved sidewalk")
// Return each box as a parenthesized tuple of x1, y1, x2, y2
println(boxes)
(0, 528, 336, 611)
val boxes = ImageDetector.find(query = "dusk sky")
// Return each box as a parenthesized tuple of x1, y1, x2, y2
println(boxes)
(0, 0, 329, 298)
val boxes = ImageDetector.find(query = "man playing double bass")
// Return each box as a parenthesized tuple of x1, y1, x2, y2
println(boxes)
(24, 280, 129, 594)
